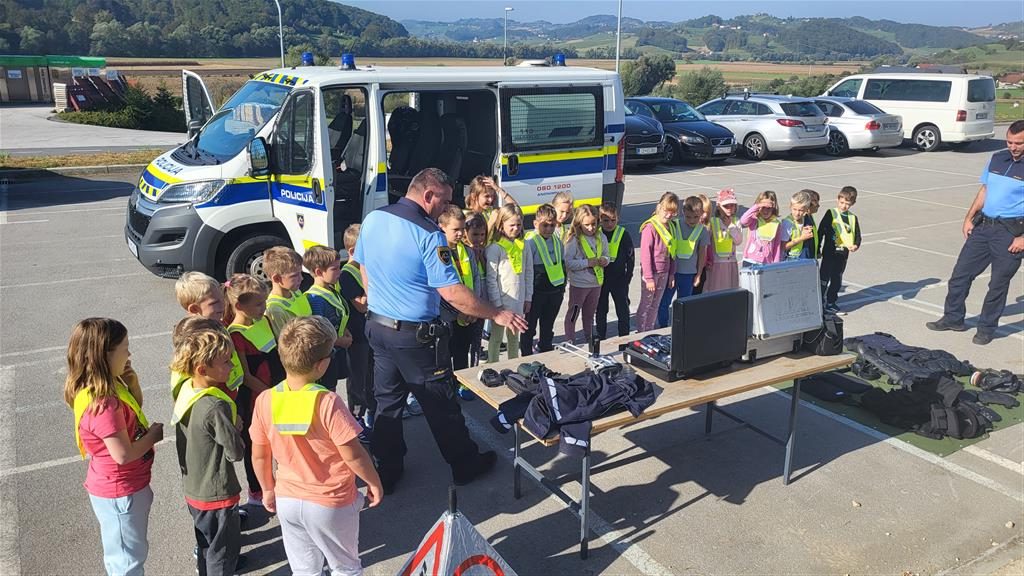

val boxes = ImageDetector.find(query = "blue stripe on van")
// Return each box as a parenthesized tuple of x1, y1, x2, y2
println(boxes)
(605, 124, 625, 134)
(605, 153, 619, 170)
(141, 169, 167, 191)
(196, 181, 268, 208)
(502, 156, 606, 181)
(375, 173, 387, 192)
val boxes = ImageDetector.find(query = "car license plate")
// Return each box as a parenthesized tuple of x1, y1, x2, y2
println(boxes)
(976, 112, 988, 119)
(807, 125, 823, 132)
(637, 147, 658, 155)
(714, 146, 731, 155)
(127, 237, 139, 258)
(883, 123, 899, 130)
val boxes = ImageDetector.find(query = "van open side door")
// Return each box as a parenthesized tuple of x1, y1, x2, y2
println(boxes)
(181, 70, 214, 138)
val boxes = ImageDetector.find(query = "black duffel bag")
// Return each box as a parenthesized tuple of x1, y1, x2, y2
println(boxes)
(803, 313, 844, 356)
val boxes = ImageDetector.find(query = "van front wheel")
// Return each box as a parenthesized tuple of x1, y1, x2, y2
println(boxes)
(225, 234, 288, 280)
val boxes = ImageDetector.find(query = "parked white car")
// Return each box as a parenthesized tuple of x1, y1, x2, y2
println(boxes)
(696, 93, 829, 160)
(812, 97, 903, 156)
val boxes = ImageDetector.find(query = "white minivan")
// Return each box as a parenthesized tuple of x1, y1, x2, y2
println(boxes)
(125, 58, 626, 279)
(823, 73, 995, 151)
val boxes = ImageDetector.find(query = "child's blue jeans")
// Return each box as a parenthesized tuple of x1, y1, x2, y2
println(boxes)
(657, 272, 696, 327)
(89, 485, 153, 576)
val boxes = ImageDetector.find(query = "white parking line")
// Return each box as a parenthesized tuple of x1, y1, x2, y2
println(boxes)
(853, 158, 981, 178)
(0, 272, 147, 290)
(881, 240, 958, 258)
(0, 438, 176, 479)
(12, 206, 125, 216)
(0, 330, 171, 359)
(860, 219, 963, 238)
(962, 445, 1024, 476)
(0, 219, 48, 225)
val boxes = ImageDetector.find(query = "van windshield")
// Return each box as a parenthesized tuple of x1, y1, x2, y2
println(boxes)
(183, 81, 292, 164)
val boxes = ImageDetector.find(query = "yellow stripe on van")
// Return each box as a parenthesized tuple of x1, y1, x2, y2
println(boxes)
(518, 197, 601, 215)
(377, 162, 387, 173)
(147, 164, 184, 185)
(501, 145, 619, 165)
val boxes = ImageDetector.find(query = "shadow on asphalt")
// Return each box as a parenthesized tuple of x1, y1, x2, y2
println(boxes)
(0, 172, 134, 211)
(842, 277, 943, 314)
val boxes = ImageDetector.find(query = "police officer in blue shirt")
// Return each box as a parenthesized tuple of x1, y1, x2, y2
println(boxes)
(928, 121, 1024, 345)
(353, 167, 528, 494)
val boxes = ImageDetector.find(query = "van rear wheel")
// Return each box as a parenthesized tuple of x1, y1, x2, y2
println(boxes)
(225, 234, 288, 280)
(912, 124, 941, 152)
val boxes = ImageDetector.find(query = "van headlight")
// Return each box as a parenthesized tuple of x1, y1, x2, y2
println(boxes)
(158, 180, 227, 204)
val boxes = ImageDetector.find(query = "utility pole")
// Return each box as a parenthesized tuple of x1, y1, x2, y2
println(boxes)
(615, 0, 623, 72)
(273, 0, 284, 68)
(504, 7, 514, 65)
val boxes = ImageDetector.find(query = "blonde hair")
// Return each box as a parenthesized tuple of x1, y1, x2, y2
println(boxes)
(223, 273, 269, 320)
(466, 176, 496, 211)
(278, 316, 335, 376)
(63, 318, 128, 411)
(263, 246, 302, 279)
(438, 204, 467, 227)
(568, 204, 599, 241)
(172, 316, 226, 349)
(488, 204, 524, 243)
(302, 245, 339, 276)
(754, 190, 780, 219)
(791, 190, 813, 209)
(654, 192, 679, 216)
(175, 271, 223, 310)
(170, 328, 234, 378)
(533, 203, 557, 223)
(552, 191, 574, 207)
(343, 224, 361, 251)
(697, 194, 712, 223)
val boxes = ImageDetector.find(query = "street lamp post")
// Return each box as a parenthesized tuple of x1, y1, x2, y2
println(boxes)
(504, 7, 514, 65)
(615, 0, 622, 72)
(273, 0, 284, 68)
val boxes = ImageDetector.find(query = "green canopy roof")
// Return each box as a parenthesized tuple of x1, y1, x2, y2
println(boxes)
(0, 55, 107, 68)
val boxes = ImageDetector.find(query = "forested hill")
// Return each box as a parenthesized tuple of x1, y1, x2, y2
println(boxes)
(0, 0, 408, 57)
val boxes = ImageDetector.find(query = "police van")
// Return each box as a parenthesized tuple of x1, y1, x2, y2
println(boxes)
(125, 55, 626, 279)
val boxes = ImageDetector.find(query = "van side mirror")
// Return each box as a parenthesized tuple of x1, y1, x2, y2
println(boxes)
(249, 137, 270, 177)
(187, 120, 203, 139)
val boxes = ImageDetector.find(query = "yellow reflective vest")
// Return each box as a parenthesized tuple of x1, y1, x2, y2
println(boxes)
(578, 235, 605, 286)
(642, 217, 676, 255)
(606, 226, 625, 261)
(270, 382, 328, 436)
(496, 237, 525, 275)
(531, 234, 565, 287)
(171, 380, 237, 426)
(830, 208, 857, 249)
(73, 379, 149, 458)
(711, 217, 735, 258)
(227, 316, 277, 353)
(674, 223, 705, 260)
(267, 291, 312, 318)
(306, 284, 350, 338)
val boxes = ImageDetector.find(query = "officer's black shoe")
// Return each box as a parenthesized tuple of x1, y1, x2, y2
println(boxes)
(973, 331, 994, 346)
(233, 554, 248, 575)
(453, 451, 497, 486)
(926, 319, 968, 332)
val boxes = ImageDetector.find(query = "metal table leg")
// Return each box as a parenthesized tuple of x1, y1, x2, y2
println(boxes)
(705, 400, 715, 434)
(513, 423, 522, 499)
(579, 451, 590, 559)
(783, 377, 801, 485)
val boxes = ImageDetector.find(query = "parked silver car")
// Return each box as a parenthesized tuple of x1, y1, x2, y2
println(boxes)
(696, 93, 830, 160)
(813, 97, 903, 156)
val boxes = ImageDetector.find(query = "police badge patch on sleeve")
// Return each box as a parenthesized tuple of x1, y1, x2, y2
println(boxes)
(437, 246, 453, 266)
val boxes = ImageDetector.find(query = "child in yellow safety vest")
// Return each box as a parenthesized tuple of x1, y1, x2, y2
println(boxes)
(596, 202, 634, 338)
(250, 317, 382, 576)
(170, 328, 245, 576)
(636, 192, 679, 332)
(552, 190, 575, 242)
(465, 175, 516, 224)
(263, 246, 312, 337)
(521, 204, 567, 356)
(440, 206, 481, 399)
(657, 195, 710, 328)
(303, 245, 354, 393)
(338, 224, 376, 441)
(691, 194, 714, 296)
(802, 189, 822, 260)
(818, 186, 862, 316)
(463, 212, 490, 366)
(781, 190, 816, 261)
(224, 273, 281, 510)
(705, 188, 743, 293)
(739, 190, 785, 266)
(485, 204, 533, 362)
(564, 204, 610, 344)
(65, 318, 162, 576)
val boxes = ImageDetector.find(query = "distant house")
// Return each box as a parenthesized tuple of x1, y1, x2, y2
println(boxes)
(998, 72, 1024, 87)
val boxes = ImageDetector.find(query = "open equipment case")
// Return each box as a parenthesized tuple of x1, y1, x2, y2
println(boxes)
(739, 259, 823, 361)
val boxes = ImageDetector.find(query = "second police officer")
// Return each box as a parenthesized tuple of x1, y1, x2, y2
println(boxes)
(353, 167, 528, 494)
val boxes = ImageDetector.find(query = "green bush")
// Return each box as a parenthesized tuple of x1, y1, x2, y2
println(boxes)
(1003, 91, 1014, 99)
(59, 85, 185, 133)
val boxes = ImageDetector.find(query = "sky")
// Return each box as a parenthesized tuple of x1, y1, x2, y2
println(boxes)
(344, 0, 1024, 28)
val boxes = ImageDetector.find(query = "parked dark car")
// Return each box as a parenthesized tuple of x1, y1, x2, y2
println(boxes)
(626, 97, 737, 164)
(623, 100, 665, 168)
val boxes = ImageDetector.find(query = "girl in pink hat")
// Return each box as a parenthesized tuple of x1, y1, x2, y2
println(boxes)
(705, 188, 744, 292)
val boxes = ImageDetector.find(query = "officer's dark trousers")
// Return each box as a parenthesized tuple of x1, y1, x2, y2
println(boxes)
(521, 290, 564, 356)
(597, 277, 631, 338)
(819, 251, 849, 306)
(940, 221, 1023, 335)
(188, 504, 240, 576)
(367, 322, 480, 482)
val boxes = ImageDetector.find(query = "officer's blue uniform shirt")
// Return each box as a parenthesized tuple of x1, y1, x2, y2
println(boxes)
(980, 150, 1024, 218)
(353, 198, 460, 322)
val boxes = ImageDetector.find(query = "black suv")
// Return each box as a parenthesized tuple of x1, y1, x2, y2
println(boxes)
(626, 97, 737, 164)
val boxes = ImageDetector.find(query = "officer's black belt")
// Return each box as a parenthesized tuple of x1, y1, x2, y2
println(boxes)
(367, 311, 421, 332)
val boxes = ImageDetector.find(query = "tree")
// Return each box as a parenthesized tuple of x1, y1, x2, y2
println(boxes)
(89, 19, 131, 56)
(674, 66, 727, 105)
(703, 31, 726, 52)
(620, 54, 677, 96)
(18, 26, 45, 54)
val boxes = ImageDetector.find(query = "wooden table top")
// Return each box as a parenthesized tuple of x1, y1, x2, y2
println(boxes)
(454, 330, 855, 447)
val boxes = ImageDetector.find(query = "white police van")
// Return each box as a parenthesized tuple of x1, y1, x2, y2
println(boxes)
(125, 55, 626, 279)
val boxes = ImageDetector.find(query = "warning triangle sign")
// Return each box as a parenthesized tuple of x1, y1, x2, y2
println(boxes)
(397, 510, 517, 576)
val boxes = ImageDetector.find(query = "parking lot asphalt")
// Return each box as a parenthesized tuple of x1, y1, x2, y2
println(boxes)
(0, 104, 184, 156)
(1, 140, 1022, 575)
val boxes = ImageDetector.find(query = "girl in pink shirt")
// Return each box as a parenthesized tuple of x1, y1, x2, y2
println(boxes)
(636, 192, 679, 332)
(739, 190, 785, 266)
(65, 318, 164, 576)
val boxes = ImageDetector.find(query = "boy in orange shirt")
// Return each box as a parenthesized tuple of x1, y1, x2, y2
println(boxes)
(250, 316, 382, 575)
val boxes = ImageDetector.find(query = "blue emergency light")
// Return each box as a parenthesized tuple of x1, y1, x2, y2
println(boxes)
(301, 52, 314, 66)
(553, 53, 566, 66)
(341, 53, 356, 70)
